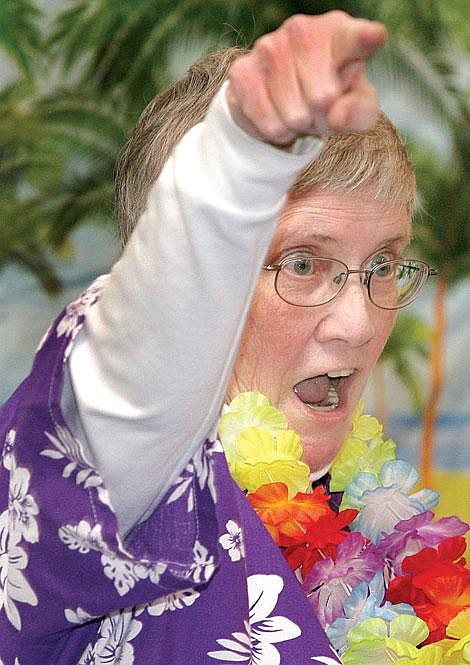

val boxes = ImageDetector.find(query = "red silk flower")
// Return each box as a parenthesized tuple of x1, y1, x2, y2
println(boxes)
(386, 535, 470, 644)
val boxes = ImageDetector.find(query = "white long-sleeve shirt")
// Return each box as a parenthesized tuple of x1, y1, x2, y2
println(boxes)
(67, 83, 323, 535)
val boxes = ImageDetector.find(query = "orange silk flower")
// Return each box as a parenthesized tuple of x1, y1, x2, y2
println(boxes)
(247, 482, 332, 544)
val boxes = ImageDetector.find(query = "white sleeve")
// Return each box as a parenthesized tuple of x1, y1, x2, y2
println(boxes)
(68, 83, 324, 535)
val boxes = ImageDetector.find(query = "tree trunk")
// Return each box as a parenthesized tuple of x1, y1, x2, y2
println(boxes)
(420, 277, 447, 488)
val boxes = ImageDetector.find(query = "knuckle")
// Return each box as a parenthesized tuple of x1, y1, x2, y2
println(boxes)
(284, 110, 311, 133)
(284, 14, 317, 45)
(228, 57, 249, 83)
(264, 117, 285, 138)
(284, 13, 308, 33)
(320, 9, 354, 28)
(307, 86, 341, 112)
(260, 115, 289, 142)
(323, 9, 350, 23)
(255, 34, 278, 59)
(281, 11, 352, 47)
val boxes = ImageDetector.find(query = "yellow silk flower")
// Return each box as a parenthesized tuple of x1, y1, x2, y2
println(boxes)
(229, 426, 310, 497)
(219, 391, 288, 466)
(440, 608, 470, 663)
(342, 615, 444, 665)
(329, 401, 397, 492)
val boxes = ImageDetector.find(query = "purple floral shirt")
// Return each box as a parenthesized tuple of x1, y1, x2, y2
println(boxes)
(0, 279, 341, 664)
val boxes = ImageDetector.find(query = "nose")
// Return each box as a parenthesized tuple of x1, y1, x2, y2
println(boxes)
(314, 275, 376, 347)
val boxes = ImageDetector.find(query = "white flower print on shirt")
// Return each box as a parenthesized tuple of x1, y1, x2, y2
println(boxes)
(187, 540, 216, 584)
(193, 438, 222, 502)
(145, 588, 200, 616)
(8, 458, 39, 546)
(100, 554, 149, 597)
(166, 439, 222, 512)
(2, 429, 16, 470)
(77, 608, 142, 665)
(100, 554, 168, 597)
(55, 274, 109, 358)
(0, 450, 39, 630)
(0, 510, 38, 630)
(146, 560, 167, 585)
(59, 520, 107, 554)
(311, 652, 343, 665)
(208, 574, 301, 664)
(65, 606, 96, 625)
(219, 520, 245, 562)
(77, 644, 96, 665)
(165, 462, 194, 511)
(42, 424, 103, 491)
(56, 275, 109, 338)
(59, 519, 168, 596)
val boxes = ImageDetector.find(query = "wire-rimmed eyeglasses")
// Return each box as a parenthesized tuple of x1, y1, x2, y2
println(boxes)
(263, 254, 438, 310)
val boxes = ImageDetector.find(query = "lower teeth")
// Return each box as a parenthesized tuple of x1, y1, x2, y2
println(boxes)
(307, 382, 340, 411)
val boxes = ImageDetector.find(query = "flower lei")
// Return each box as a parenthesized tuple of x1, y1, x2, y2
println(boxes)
(219, 391, 470, 665)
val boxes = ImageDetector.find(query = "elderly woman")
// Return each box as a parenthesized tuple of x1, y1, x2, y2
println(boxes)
(0, 12, 435, 665)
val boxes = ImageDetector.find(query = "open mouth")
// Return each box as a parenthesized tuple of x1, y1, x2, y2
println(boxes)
(293, 369, 354, 412)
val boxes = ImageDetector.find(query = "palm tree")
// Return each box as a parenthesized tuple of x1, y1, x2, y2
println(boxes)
(0, 2, 64, 292)
(384, 5, 470, 487)
(412, 140, 469, 486)
(0, 89, 58, 290)
(0, 1, 129, 291)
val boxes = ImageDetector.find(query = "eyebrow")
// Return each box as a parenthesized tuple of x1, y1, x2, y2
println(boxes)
(279, 231, 411, 248)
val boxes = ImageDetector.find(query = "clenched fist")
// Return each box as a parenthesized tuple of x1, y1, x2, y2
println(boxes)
(226, 11, 387, 146)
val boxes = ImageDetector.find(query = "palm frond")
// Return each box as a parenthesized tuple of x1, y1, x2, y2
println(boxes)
(380, 313, 432, 413)
(37, 91, 129, 158)
(373, 40, 463, 127)
(50, 2, 122, 74)
(7, 246, 62, 294)
(0, 0, 44, 77)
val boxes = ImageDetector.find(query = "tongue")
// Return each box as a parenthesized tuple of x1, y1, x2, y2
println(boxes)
(294, 375, 331, 405)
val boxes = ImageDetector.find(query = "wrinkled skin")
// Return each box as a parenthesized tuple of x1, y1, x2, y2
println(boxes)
(228, 187, 411, 473)
(225, 12, 404, 472)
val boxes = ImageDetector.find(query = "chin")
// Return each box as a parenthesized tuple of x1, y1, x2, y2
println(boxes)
(302, 440, 345, 476)
(294, 418, 352, 475)
(284, 388, 358, 458)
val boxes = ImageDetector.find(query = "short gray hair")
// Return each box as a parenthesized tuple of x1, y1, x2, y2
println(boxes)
(115, 47, 415, 246)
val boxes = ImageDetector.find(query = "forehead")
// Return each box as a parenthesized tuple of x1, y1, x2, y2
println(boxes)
(270, 187, 412, 257)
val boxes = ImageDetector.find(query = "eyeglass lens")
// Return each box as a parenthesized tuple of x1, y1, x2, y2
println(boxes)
(275, 257, 429, 309)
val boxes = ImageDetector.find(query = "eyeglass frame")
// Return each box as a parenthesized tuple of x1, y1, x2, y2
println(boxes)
(263, 255, 438, 310)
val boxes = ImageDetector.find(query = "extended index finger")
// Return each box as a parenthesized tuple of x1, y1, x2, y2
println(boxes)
(333, 17, 387, 68)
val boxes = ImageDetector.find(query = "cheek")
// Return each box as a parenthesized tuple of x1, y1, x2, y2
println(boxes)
(371, 310, 397, 358)
(247, 293, 306, 365)
(231, 289, 305, 397)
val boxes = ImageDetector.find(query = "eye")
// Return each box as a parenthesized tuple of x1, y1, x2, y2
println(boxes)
(366, 252, 394, 277)
(283, 254, 316, 277)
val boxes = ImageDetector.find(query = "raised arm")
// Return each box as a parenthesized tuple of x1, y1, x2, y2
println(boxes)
(67, 12, 386, 536)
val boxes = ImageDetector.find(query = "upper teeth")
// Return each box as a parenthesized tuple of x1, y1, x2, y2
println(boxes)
(326, 369, 354, 378)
